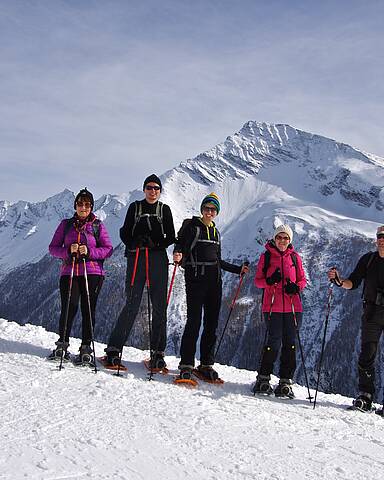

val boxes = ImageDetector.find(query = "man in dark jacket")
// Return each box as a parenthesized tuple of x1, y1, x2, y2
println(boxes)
(328, 225, 384, 411)
(173, 193, 248, 382)
(105, 174, 175, 369)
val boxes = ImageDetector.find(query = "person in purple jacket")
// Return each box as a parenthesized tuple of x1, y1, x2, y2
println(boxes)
(48, 188, 113, 365)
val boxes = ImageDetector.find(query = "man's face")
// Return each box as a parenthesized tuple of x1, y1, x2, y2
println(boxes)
(376, 233, 384, 249)
(144, 182, 161, 204)
(202, 203, 217, 223)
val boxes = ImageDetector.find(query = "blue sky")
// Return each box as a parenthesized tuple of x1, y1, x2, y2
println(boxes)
(1, 0, 383, 202)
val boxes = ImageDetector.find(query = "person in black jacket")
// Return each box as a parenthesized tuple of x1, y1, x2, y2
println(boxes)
(173, 193, 249, 382)
(105, 174, 175, 369)
(328, 225, 384, 411)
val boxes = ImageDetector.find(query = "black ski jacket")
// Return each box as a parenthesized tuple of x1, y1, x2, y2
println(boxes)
(120, 200, 175, 255)
(174, 216, 241, 280)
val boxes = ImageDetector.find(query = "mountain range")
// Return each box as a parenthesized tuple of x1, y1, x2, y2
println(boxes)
(1, 121, 383, 400)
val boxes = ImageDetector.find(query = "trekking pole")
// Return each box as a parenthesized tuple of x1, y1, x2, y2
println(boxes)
(289, 294, 313, 403)
(82, 257, 98, 374)
(145, 247, 155, 381)
(214, 262, 249, 359)
(116, 247, 140, 377)
(59, 256, 76, 371)
(167, 263, 178, 306)
(313, 282, 334, 409)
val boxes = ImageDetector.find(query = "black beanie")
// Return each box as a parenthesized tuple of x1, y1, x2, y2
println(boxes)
(74, 187, 94, 210)
(143, 174, 162, 191)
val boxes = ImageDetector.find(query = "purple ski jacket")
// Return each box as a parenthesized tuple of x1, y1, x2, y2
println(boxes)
(49, 214, 113, 277)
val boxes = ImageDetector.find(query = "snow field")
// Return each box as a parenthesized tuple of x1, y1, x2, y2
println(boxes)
(1, 319, 384, 480)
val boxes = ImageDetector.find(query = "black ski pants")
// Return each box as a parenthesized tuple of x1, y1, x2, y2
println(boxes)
(107, 249, 168, 353)
(180, 271, 222, 367)
(259, 311, 301, 380)
(358, 304, 384, 396)
(58, 275, 103, 345)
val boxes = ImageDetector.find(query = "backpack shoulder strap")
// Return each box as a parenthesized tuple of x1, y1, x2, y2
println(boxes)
(63, 218, 73, 240)
(92, 219, 101, 246)
(262, 250, 271, 277)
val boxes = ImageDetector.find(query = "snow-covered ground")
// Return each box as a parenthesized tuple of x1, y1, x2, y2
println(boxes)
(1, 320, 384, 479)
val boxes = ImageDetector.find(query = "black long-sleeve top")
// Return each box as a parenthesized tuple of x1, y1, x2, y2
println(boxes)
(347, 251, 384, 303)
(120, 200, 175, 254)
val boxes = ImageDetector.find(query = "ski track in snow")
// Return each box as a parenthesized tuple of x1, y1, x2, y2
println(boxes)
(1, 319, 384, 480)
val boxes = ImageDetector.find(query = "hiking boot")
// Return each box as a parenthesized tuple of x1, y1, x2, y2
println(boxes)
(149, 352, 167, 370)
(105, 352, 122, 367)
(196, 365, 219, 381)
(274, 378, 295, 399)
(47, 346, 70, 362)
(178, 367, 193, 381)
(252, 375, 273, 395)
(353, 393, 372, 412)
(73, 345, 94, 366)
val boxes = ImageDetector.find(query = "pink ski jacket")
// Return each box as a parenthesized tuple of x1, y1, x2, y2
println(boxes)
(254, 241, 306, 313)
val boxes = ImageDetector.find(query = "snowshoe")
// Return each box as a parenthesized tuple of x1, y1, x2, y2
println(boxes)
(193, 365, 224, 384)
(252, 375, 273, 396)
(98, 355, 127, 372)
(47, 347, 71, 362)
(174, 367, 198, 387)
(274, 379, 295, 399)
(349, 393, 373, 413)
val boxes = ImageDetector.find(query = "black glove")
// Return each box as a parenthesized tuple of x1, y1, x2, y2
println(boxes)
(284, 280, 300, 295)
(266, 268, 282, 285)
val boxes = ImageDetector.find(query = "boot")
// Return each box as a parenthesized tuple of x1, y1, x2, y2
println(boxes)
(196, 364, 219, 381)
(47, 342, 70, 362)
(252, 374, 273, 395)
(73, 344, 94, 366)
(149, 352, 167, 370)
(352, 392, 373, 412)
(274, 378, 295, 399)
(178, 367, 193, 381)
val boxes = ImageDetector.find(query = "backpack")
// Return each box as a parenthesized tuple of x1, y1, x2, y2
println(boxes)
(132, 201, 165, 238)
(177, 218, 220, 272)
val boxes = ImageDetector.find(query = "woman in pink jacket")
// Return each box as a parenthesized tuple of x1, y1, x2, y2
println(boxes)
(253, 225, 306, 398)
(48, 188, 113, 365)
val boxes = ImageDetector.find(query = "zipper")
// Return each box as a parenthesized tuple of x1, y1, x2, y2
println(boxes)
(281, 255, 285, 312)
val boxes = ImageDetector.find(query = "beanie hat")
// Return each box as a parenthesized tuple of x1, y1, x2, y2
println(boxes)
(274, 224, 293, 242)
(200, 192, 220, 214)
(143, 174, 162, 191)
(377, 226, 384, 236)
(74, 187, 94, 210)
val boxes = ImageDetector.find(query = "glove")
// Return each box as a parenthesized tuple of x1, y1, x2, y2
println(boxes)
(284, 281, 300, 295)
(266, 268, 282, 285)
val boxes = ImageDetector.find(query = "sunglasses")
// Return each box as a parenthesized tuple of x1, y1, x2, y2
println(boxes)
(76, 201, 92, 208)
(203, 207, 217, 213)
(145, 185, 161, 191)
(377, 234, 384, 239)
(276, 235, 290, 241)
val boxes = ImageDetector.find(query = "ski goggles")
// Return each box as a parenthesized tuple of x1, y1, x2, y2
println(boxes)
(377, 234, 384, 239)
(145, 185, 161, 191)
